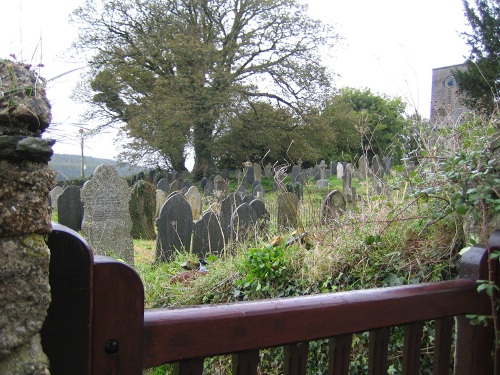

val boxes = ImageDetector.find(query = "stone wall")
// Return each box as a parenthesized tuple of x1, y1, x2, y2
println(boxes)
(0, 60, 55, 374)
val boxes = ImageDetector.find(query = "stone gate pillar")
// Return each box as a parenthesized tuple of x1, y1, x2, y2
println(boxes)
(0, 60, 56, 374)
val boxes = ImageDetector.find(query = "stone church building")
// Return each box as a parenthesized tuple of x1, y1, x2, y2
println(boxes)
(430, 63, 467, 125)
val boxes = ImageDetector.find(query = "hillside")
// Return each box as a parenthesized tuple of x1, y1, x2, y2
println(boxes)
(49, 154, 145, 181)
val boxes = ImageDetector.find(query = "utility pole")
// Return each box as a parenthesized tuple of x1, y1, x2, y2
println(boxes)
(79, 128, 85, 179)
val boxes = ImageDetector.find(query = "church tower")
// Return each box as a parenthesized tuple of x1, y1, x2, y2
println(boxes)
(430, 64, 467, 125)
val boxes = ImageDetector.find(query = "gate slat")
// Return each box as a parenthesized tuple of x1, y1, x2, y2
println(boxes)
(402, 322, 424, 375)
(232, 350, 259, 375)
(284, 342, 309, 375)
(328, 334, 352, 375)
(368, 328, 390, 375)
(432, 317, 453, 375)
(175, 358, 204, 375)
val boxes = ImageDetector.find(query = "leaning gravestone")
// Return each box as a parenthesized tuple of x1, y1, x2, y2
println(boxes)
(57, 185, 83, 231)
(278, 192, 300, 229)
(49, 185, 64, 210)
(185, 186, 202, 220)
(155, 193, 194, 261)
(129, 180, 156, 240)
(81, 165, 134, 265)
(246, 165, 255, 184)
(291, 165, 301, 183)
(192, 211, 225, 256)
(342, 165, 353, 201)
(321, 190, 346, 223)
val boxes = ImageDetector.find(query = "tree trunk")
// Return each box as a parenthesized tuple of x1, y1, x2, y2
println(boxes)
(192, 121, 217, 180)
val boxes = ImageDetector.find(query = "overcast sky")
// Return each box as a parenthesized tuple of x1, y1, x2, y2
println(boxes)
(1, 0, 470, 160)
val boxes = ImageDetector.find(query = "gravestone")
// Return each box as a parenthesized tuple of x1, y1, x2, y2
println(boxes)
(129, 180, 156, 240)
(157, 178, 169, 193)
(220, 193, 243, 242)
(49, 186, 64, 210)
(371, 155, 384, 179)
(204, 180, 214, 196)
(358, 155, 369, 179)
(236, 185, 248, 197)
(277, 192, 300, 229)
(221, 168, 229, 179)
(155, 189, 167, 218)
(249, 199, 270, 230)
(185, 186, 202, 220)
(253, 163, 262, 182)
(200, 176, 208, 190)
(81, 165, 134, 265)
(384, 156, 392, 174)
(246, 166, 255, 184)
(291, 165, 301, 183)
(244, 194, 255, 204)
(57, 185, 83, 231)
(342, 165, 353, 201)
(192, 211, 224, 256)
(166, 171, 177, 184)
(330, 161, 337, 175)
(264, 163, 273, 178)
(316, 160, 329, 189)
(170, 179, 181, 192)
(336, 163, 344, 179)
(155, 193, 194, 261)
(253, 183, 265, 199)
(214, 176, 229, 197)
(321, 190, 346, 223)
(230, 203, 258, 242)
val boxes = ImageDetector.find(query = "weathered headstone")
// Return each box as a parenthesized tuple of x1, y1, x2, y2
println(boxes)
(204, 180, 214, 196)
(264, 163, 273, 178)
(155, 189, 167, 218)
(49, 185, 64, 210)
(249, 199, 270, 230)
(185, 186, 202, 220)
(321, 190, 346, 223)
(358, 155, 369, 179)
(317, 160, 329, 189)
(236, 184, 248, 197)
(342, 165, 353, 201)
(130, 180, 156, 240)
(384, 156, 392, 174)
(192, 211, 225, 256)
(81, 165, 134, 265)
(246, 165, 255, 184)
(371, 155, 384, 179)
(336, 163, 344, 179)
(170, 179, 181, 192)
(253, 163, 262, 182)
(277, 192, 300, 229)
(291, 165, 301, 183)
(330, 161, 337, 175)
(253, 183, 265, 199)
(57, 185, 83, 231)
(230, 203, 258, 242)
(214, 176, 229, 197)
(220, 193, 243, 242)
(157, 178, 169, 192)
(200, 176, 209, 190)
(155, 193, 194, 261)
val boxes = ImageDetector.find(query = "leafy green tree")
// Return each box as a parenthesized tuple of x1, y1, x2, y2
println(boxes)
(318, 88, 407, 162)
(71, 0, 338, 177)
(455, 0, 500, 115)
(213, 102, 322, 169)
